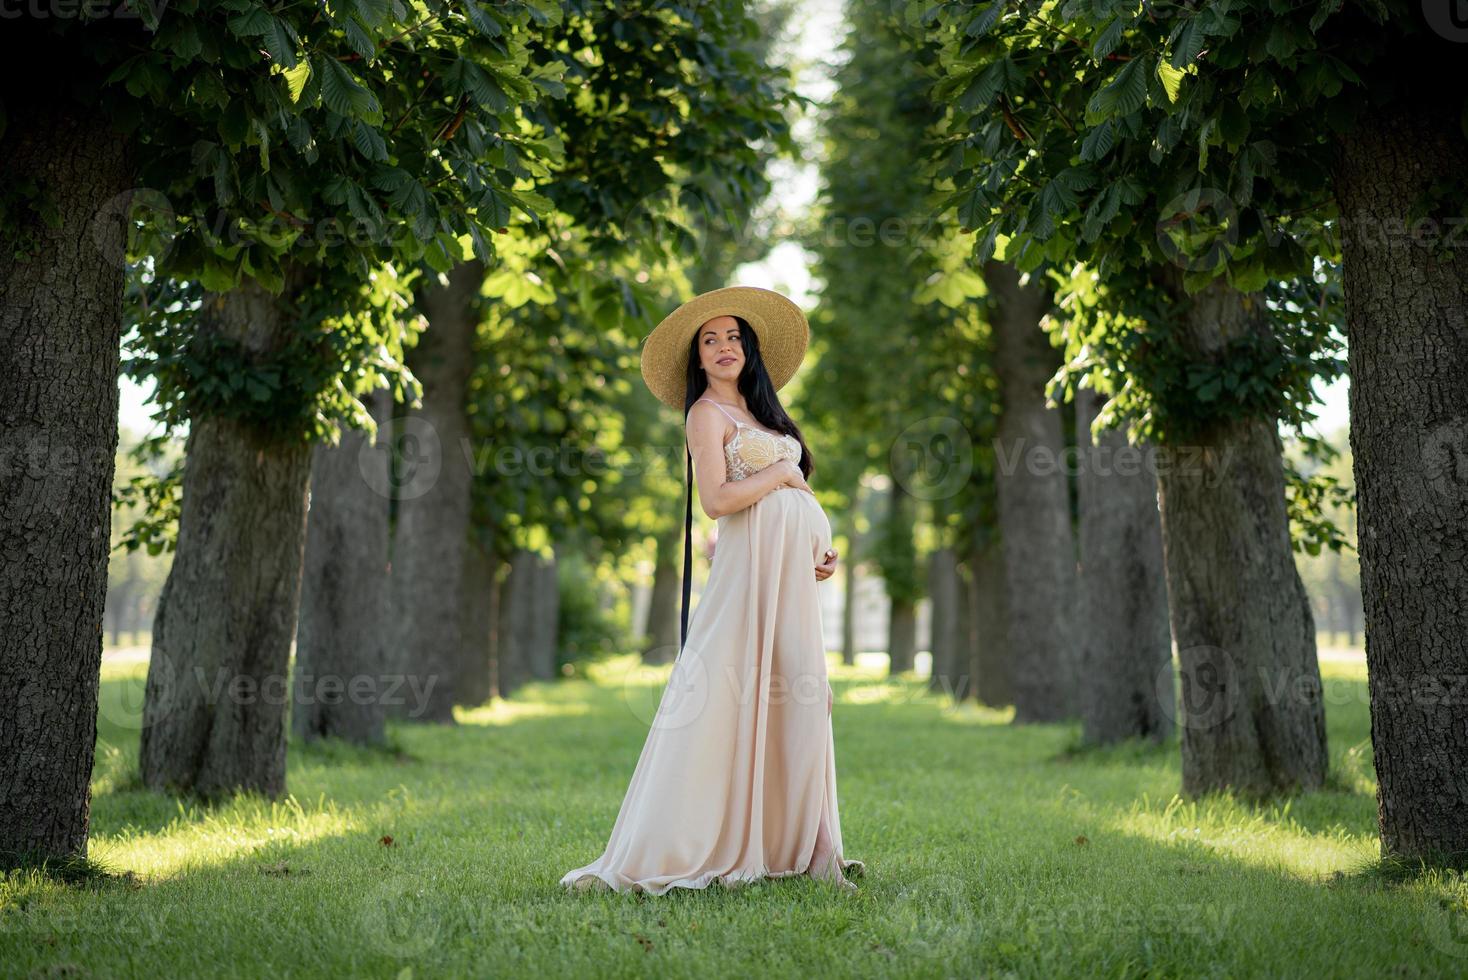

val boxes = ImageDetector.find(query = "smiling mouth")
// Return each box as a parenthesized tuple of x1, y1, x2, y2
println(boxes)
(716, 357, 736, 365)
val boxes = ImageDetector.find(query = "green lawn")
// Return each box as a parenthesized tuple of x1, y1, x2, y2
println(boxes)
(3, 656, 1466, 978)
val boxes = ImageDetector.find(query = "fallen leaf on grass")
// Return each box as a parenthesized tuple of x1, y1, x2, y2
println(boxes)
(380, 835, 395, 847)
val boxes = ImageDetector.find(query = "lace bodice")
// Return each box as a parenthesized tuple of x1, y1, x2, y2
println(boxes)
(697, 400, 802, 482)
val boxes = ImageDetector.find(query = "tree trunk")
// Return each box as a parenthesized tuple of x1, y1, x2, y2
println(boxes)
(841, 510, 860, 666)
(495, 548, 550, 696)
(1335, 100, 1468, 864)
(1156, 279, 1327, 797)
(967, 534, 1012, 708)
(0, 90, 131, 865)
(888, 599, 916, 674)
(530, 546, 561, 680)
(986, 260, 1077, 722)
(457, 532, 497, 707)
(140, 281, 312, 798)
(1075, 387, 1174, 745)
(389, 260, 484, 722)
(927, 546, 961, 696)
(642, 523, 682, 665)
(292, 389, 392, 745)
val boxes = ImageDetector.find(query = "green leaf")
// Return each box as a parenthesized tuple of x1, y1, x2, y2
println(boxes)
(1157, 61, 1185, 104)
(319, 57, 382, 123)
(460, 62, 510, 112)
(352, 121, 389, 161)
(1093, 17, 1127, 61)
(1079, 121, 1115, 161)
(463, 0, 504, 38)
(226, 9, 273, 38)
(1087, 58, 1149, 122)
(282, 61, 311, 103)
(1169, 18, 1204, 69)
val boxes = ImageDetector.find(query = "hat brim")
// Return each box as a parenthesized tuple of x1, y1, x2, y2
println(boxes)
(639, 286, 810, 411)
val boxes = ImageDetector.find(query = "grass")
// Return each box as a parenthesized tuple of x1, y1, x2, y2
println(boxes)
(3, 656, 1466, 979)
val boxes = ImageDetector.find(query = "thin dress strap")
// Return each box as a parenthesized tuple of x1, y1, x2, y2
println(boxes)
(696, 398, 743, 427)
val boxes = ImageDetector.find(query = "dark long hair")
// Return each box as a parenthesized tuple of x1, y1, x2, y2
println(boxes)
(681, 315, 813, 477)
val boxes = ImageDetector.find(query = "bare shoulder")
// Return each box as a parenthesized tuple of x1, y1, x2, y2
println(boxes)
(685, 400, 731, 446)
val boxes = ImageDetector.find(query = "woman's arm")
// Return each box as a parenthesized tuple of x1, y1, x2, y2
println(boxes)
(685, 401, 799, 520)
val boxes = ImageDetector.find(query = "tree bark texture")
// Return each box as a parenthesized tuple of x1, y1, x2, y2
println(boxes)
(0, 91, 131, 864)
(986, 261, 1077, 722)
(642, 523, 682, 665)
(1156, 280, 1327, 797)
(390, 260, 484, 722)
(292, 390, 392, 745)
(1075, 387, 1174, 745)
(457, 532, 498, 707)
(494, 548, 560, 697)
(927, 546, 962, 697)
(1335, 99, 1468, 863)
(966, 534, 1012, 707)
(140, 281, 312, 798)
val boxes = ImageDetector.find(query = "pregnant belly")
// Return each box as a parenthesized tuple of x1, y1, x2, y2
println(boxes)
(763, 486, 832, 559)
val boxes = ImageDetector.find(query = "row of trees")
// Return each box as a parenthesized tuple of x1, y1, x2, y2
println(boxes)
(1, 0, 799, 868)
(896, 0, 1465, 867)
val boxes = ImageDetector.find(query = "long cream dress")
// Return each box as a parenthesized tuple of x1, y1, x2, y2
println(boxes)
(559, 399, 864, 894)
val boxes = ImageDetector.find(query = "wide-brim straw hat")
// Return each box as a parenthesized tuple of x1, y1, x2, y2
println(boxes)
(639, 285, 810, 410)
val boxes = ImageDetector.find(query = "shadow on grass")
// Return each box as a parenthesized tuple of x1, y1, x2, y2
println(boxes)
(38, 656, 1461, 976)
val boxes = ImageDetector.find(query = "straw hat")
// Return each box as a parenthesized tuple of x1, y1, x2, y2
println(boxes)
(639, 285, 810, 410)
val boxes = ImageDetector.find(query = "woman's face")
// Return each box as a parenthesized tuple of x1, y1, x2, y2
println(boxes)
(697, 316, 744, 385)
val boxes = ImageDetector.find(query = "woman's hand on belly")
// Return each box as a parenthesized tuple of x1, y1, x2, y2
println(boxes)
(815, 547, 838, 582)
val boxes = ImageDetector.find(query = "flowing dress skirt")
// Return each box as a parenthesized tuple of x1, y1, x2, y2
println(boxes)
(559, 485, 864, 894)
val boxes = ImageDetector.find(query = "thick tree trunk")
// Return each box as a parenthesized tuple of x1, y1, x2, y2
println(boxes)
(390, 260, 484, 723)
(888, 599, 916, 674)
(986, 261, 1077, 722)
(1075, 387, 1174, 745)
(1156, 279, 1327, 797)
(0, 91, 131, 864)
(292, 390, 392, 745)
(495, 548, 557, 696)
(1335, 100, 1468, 864)
(140, 281, 312, 798)
(966, 534, 1012, 707)
(927, 546, 961, 696)
(457, 532, 498, 707)
(642, 523, 682, 665)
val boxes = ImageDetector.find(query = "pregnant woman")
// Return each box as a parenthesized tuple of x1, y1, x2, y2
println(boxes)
(559, 286, 864, 895)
